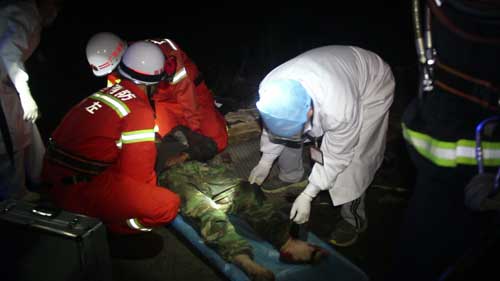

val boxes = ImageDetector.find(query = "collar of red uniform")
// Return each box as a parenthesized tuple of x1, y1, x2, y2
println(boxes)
(118, 80, 150, 101)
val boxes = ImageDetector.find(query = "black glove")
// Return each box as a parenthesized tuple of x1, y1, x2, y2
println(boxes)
(464, 173, 496, 211)
(169, 126, 218, 162)
(155, 134, 189, 174)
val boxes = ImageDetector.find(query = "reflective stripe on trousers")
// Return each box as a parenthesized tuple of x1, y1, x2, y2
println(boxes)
(126, 218, 152, 232)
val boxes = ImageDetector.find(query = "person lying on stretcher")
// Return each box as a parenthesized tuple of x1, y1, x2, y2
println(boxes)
(156, 126, 329, 281)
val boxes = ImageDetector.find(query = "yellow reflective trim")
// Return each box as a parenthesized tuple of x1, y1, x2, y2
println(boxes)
(148, 38, 178, 50)
(90, 92, 130, 118)
(165, 38, 177, 50)
(126, 218, 152, 232)
(402, 123, 500, 167)
(121, 129, 155, 144)
(170, 67, 187, 84)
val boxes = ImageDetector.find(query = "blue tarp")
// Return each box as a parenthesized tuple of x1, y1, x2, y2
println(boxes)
(170, 215, 369, 281)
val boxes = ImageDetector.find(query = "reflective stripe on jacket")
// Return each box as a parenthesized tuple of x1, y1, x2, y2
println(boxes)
(403, 123, 500, 167)
(50, 80, 158, 183)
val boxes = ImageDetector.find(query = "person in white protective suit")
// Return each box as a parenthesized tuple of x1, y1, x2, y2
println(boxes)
(249, 45, 395, 247)
(0, 0, 62, 201)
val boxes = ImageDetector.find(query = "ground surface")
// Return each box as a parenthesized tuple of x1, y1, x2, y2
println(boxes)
(107, 134, 413, 281)
(19, 1, 499, 280)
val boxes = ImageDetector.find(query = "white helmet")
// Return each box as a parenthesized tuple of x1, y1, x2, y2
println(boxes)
(118, 41, 165, 85)
(86, 32, 127, 77)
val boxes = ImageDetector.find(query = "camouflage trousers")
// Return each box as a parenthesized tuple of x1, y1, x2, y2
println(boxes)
(159, 161, 290, 262)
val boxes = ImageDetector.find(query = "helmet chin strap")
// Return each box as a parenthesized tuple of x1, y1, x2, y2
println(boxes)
(146, 85, 155, 98)
(146, 85, 157, 112)
(131, 84, 156, 112)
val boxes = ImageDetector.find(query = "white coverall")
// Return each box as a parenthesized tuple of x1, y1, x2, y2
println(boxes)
(256, 46, 395, 226)
(0, 0, 46, 200)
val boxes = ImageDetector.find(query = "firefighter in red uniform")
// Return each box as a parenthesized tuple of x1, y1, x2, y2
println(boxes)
(42, 41, 181, 234)
(86, 32, 228, 156)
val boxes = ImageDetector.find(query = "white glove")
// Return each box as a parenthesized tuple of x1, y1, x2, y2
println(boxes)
(12, 68, 39, 123)
(290, 192, 313, 224)
(19, 91, 39, 123)
(248, 158, 273, 185)
(290, 183, 321, 224)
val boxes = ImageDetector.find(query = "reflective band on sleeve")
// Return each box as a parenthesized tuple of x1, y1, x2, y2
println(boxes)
(121, 129, 155, 144)
(171, 67, 187, 84)
(149, 38, 178, 50)
(402, 123, 500, 167)
(126, 218, 152, 232)
(165, 38, 177, 50)
(90, 92, 130, 118)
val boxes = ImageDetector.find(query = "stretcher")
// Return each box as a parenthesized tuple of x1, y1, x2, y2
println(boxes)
(170, 214, 369, 281)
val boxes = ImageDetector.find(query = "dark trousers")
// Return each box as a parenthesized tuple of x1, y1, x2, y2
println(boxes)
(389, 145, 484, 281)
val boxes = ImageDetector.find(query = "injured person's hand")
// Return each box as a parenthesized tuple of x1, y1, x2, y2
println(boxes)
(279, 238, 329, 265)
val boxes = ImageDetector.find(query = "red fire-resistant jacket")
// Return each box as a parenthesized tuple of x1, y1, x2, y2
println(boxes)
(107, 38, 228, 152)
(43, 80, 180, 233)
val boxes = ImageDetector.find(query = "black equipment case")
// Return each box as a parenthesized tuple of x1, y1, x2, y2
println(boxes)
(0, 199, 112, 281)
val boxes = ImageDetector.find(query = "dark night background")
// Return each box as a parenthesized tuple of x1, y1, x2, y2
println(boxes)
(25, 1, 423, 280)
(12, 1, 500, 280)
(29, 0, 417, 143)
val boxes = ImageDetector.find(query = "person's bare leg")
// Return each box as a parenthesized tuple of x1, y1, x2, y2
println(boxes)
(280, 238, 328, 263)
(233, 254, 275, 281)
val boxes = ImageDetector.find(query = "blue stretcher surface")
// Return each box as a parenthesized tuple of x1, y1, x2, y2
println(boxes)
(171, 215, 370, 281)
